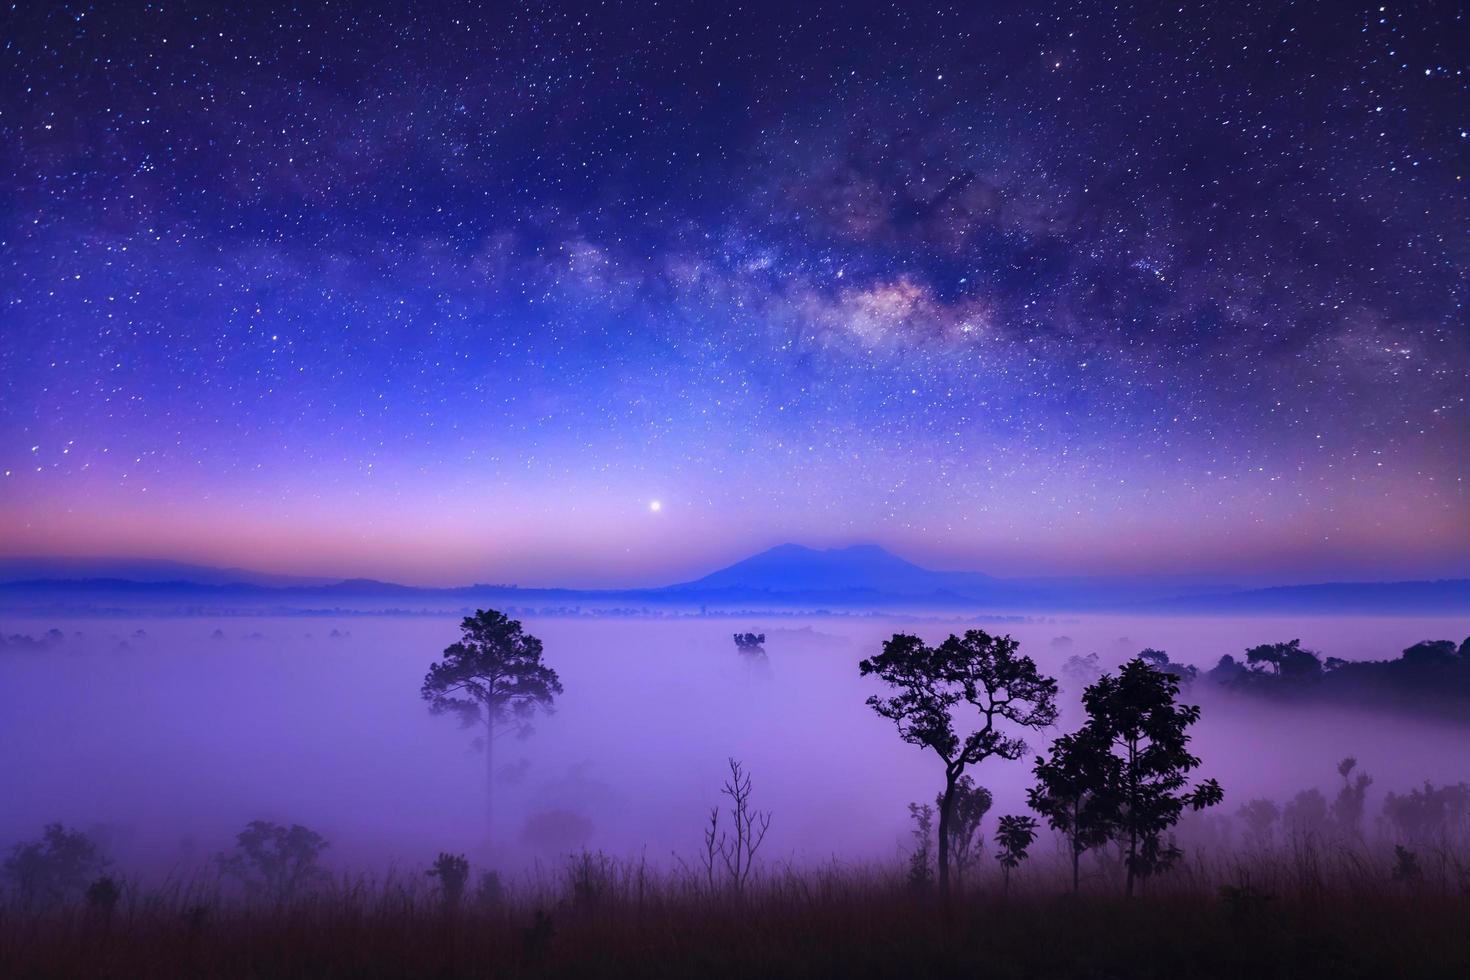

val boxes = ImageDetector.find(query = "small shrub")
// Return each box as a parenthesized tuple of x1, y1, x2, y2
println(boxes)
(995, 814, 1039, 895)
(428, 852, 470, 908)
(2, 824, 108, 907)
(1392, 845, 1422, 882)
(85, 875, 121, 916)
(217, 821, 329, 901)
(906, 802, 934, 894)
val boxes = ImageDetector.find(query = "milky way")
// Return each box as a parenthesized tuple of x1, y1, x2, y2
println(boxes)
(1, 1, 1466, 586)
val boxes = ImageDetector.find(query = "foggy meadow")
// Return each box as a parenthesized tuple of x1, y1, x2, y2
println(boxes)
(6, 606, 1470, 977)
(5, 611, 1468, 877)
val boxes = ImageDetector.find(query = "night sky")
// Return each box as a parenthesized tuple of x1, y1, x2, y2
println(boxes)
(2, 1, 1466, 587)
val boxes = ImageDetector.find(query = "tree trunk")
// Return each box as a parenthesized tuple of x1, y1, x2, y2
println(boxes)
(1071, 799, 1082, 893)
(1125, 828, 1137, 898)
(1124, 733, 1138, 898)
(936, 773, 957, 894)
(485, 722, 495, 838)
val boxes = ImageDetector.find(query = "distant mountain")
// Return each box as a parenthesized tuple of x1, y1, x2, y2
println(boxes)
(669, 543, 997, 596)
(0, 556, 337, 588)
(2, 546, 1467, 614)
(314, 577, 428, 595)
(1147, 579, 1470, 614)
(663, 543, 1209, 605)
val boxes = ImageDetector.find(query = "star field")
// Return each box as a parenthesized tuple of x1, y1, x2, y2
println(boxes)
(1, 1, 1466, 586)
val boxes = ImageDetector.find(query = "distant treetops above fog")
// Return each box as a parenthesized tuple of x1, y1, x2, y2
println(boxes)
(1058, 636, 1470, 721)
(1207, 636, 1470, 717)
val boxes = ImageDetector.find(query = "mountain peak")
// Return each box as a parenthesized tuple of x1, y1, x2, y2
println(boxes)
(671, 542, 989, 595)
(756, 542, 901, 560)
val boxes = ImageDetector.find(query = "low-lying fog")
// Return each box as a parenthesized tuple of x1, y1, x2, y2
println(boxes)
(4, 612, 1468, 877)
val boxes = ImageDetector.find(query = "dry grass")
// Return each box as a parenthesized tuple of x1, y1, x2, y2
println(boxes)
(4, 841, 1470, 979)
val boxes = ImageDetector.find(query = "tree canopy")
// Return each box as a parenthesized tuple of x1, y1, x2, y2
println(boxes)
(218, 821, 329, 901)
(422, 609, 563, 833)
(1077, 658, 1223, 896)
(860, 629, 1057, 892)
(2, 824, 107, 907)
(1028, 729, 1117, 892)
(422, 609, 563, 738)
(1243, 639, 1323, 680)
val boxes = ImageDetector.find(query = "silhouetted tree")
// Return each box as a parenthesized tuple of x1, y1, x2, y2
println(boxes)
(906, 802, 935, 893)
(473, 870, 503, 910)
(994, 814, 1038, 896)
(939, 775, 992, 890)
(860, 630, 1058, 893)
(1282, 788, 1329, 838)
(428, 852, 471, 909)
(733, 632, 766, 654)
(697, 805, 723, 890)
(714, 758, 771, 895)
(698, 759, 772, 895)
(1078, 659, 1223, 896)
(1206, 654, 1249, 685)
(1331, 757, 1372, 838)
(421, 609, 563, 831)
(2, 824, 107, 907)
(218, 821, 328, 901)
(1382, 781, 1470, 843)
(1392, 844, 1422, 882)
(1210, 637, 1470, 719)
(1244, 639, 1322, 680)
(1029, 729, 1116, 892)
(85, 875, 121, 918)
(1138, 648, 1198, 685)
(1237, 798, 1281, 848)
(1401, 640, 1458, 669)
(1061, 652, 1103, 687)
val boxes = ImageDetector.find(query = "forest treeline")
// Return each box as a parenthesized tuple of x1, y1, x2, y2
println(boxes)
(1208, 636, 1470, 714)
(1055, 635, 1470, 719)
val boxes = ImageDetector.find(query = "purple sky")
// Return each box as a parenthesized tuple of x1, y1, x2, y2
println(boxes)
(2, 2, 1467, 588)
